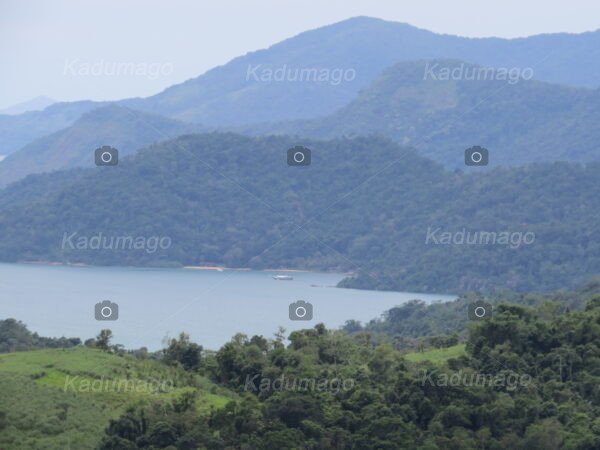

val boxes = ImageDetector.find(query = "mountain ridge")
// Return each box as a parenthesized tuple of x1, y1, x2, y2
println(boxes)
(123, 16, 600, 126)
(3, 16, 600, 157)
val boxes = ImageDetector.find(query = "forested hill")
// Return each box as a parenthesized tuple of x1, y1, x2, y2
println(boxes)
(7, 287, 600, 448)
(0, 132, 597, 293)
(246, 59, 600, 167)
(347, 277, 600, 343)
(3, 282, 600, 448)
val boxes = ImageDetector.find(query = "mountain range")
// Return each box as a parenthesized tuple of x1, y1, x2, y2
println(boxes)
(2, 16, 600, 159)
(2, 58, 600, 185)
(124, 16, 600, 126)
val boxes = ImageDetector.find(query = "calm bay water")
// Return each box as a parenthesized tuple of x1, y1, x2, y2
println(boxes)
(0, 263, 454, 350)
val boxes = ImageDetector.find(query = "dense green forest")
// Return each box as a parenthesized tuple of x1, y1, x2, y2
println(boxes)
(248, 59, 600, 167)
(0, 132, 597, 293)
(345, 277, 600, 346)
(2, 280, 600, 449)
(112, 296, 600, 449)
(0, 133, 600, 292)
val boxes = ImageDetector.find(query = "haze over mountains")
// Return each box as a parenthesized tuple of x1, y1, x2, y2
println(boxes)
(123, 16, 600, 126)
(2, 16, 600, 162)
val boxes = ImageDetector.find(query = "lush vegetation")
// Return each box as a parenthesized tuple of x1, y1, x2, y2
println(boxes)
(347, 278, 600, 344)
(2, 12, 599, 450)
(0, 133, 597, 293)
(2, 281, 600, 448)
(403, 344, 466, 365)
(0, 335, 234, 449)
(99, 290, 600, 449)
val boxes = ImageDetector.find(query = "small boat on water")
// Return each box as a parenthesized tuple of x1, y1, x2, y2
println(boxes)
(272, 274, 293, 280)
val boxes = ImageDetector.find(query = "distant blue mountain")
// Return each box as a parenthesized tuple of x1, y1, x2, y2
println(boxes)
(0, 96, 56, 115)
(124, 16, 600, 126)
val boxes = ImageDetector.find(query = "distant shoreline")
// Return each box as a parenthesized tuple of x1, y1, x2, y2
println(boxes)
(15, 260, 352, 276)
(19, 260, 89, 267)
(182, 266, 335, 273)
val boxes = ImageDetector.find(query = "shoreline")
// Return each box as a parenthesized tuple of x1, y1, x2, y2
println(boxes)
(14, 260, 353, 276)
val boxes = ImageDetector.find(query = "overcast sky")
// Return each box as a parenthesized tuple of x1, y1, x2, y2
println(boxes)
(1, 0, 599, 109)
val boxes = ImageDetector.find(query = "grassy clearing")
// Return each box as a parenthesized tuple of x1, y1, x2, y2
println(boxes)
(403, 344, 466, 365)
(0, 347, 234, 449)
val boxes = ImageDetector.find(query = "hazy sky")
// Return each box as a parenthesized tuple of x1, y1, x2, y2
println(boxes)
(1, 0, 599, 109)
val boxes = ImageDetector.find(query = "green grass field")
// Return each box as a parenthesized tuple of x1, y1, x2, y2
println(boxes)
(403, 344, 466, 365)
(0, 347, 234, 449)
